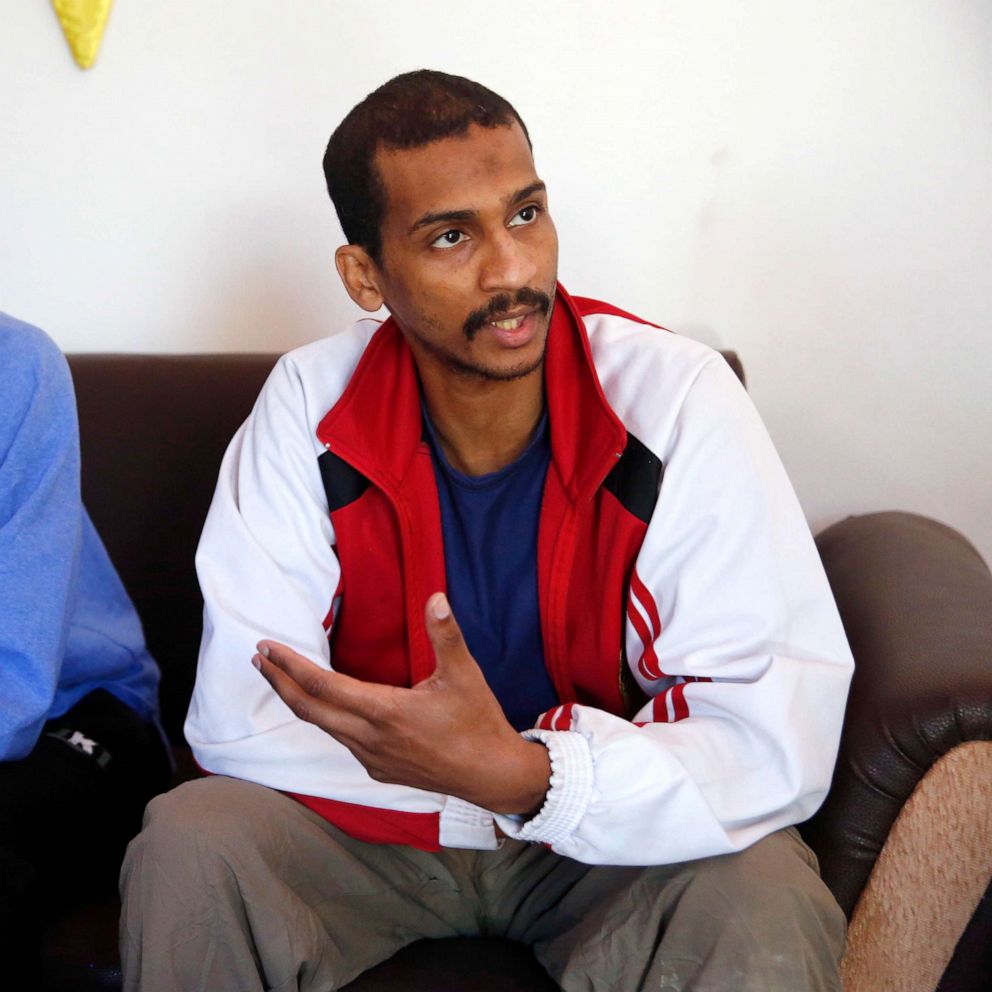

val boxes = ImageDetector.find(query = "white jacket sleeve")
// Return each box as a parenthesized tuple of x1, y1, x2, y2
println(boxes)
(496, 355, 854, 865)
(186, 354, 354, 785)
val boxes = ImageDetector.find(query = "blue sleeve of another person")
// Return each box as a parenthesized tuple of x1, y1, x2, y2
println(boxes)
(0, 313, 161, 760)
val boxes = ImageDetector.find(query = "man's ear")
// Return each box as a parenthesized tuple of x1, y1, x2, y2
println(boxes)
(335, 245, 385, 313)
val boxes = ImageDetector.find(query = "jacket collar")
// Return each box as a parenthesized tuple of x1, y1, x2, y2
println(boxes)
(316, 282, 626, 503)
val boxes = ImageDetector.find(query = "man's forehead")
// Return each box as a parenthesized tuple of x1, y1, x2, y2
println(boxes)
(374, 123, 540, 223)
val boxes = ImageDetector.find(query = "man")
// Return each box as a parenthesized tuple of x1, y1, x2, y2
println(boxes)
(121, 71, 853, 990)
(0, 314, 170, 981)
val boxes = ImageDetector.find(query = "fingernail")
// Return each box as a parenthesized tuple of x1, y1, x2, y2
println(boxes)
(430, 592, 451, 620)
(256, 642, 271, 658)
(251, 654, 262, 670)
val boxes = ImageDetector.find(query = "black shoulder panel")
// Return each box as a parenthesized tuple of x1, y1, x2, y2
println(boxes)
(318, 449, 371, 513)
(602, 433, 664, 524)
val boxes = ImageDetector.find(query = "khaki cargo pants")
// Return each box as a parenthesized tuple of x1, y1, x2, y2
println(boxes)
(120, 776, 845, 991)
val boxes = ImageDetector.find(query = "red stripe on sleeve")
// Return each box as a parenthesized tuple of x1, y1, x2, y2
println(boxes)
(651, 690, 671, 723)
(630, 569, 662, 641)
(671, 683, 690, 722)
(627, 598, 663, 680)
(553, 702, 574, 731)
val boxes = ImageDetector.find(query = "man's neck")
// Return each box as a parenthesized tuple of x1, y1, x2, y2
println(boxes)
(418, 367, 545, 478)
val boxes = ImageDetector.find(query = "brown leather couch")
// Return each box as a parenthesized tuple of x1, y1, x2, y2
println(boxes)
(41, 352, 992, 992)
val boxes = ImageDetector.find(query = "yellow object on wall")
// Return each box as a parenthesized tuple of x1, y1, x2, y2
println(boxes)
(53, 0, 114, 70)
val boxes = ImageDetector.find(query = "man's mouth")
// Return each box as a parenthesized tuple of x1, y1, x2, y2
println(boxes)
(489, 312, 532, 332)
(464, 288, 553, 340)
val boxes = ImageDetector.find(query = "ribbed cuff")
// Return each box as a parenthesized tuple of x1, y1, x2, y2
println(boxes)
(439, 795, 500, 849)
(494, 730, 594, 847)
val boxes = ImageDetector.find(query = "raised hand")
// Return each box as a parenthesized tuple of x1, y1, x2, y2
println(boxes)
(252, 592, 550, 815)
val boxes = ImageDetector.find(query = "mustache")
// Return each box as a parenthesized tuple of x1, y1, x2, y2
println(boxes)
(463, 287, 554, 341)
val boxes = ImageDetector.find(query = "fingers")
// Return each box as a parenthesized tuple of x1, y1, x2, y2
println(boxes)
(252, 641, 389, 731)
(424, 592, 473, 675)
(252, 646, 326, 727)
(255, 641, 332, 702)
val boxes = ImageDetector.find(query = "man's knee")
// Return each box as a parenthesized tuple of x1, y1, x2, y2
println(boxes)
(142, 775, 260, 827)
(694, 829, 831, 907)
(125, 776, 288, 884)
(619, 830, 847, 992)
(684, 827, 846, 954)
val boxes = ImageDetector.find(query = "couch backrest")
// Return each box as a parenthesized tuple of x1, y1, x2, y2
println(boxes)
(69, 354, 277, 742)
(68, 349, 744, 745)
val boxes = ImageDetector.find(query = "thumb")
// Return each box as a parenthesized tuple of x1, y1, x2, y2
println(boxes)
(424, 592, 473, 676)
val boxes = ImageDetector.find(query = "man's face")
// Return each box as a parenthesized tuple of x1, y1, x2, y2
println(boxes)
(371, 122, 559, 382)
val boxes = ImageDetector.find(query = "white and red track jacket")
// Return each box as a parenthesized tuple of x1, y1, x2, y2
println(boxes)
(186, 284, 854, 866)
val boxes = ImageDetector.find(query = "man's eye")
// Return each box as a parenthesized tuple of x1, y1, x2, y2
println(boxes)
(509, 205, 539, 227)
(431, 230, 466, 249)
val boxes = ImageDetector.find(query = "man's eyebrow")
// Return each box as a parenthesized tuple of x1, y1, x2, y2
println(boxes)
(409, 208, 476, 236)
(509, 180, 546, 206)
(408, 181, 547, 236)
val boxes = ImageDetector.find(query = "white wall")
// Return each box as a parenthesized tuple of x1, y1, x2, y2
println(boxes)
(3, 0, 990, 564)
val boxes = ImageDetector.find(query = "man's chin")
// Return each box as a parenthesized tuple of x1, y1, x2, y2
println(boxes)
(411, 318, 550, 383)
(445, 350, 546, 383)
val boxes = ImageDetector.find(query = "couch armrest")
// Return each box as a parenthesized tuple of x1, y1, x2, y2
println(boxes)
(801, 511, 992, 916)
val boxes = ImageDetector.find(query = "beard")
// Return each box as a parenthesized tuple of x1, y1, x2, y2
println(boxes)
(405, 285, 556, 383)
(411, 328, 549, 382)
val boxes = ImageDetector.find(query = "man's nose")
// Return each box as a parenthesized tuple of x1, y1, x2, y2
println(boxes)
(478, 230, 537, 293)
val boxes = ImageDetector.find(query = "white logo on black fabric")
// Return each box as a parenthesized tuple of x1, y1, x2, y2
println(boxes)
(66, 731, 97, 755)
(45, 726, 112, 767)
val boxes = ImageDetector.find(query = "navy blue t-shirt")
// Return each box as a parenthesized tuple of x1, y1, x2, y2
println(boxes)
(422, 405, 559, 731)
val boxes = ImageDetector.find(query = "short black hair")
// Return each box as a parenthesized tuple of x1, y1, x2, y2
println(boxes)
(323, 70, 531, 264)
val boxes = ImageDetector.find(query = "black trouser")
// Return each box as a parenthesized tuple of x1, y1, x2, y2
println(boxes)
(0, 689, 171, 979)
